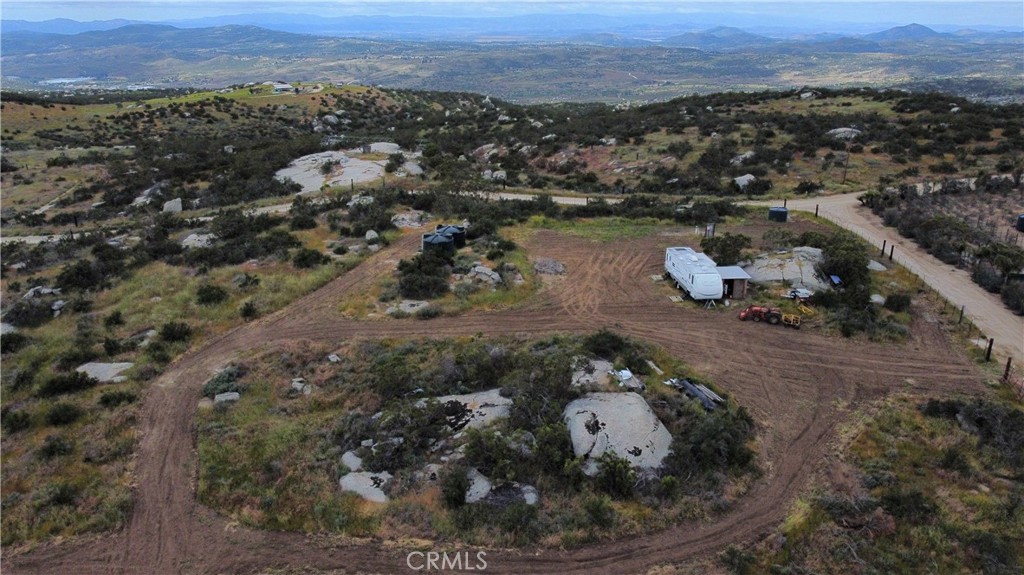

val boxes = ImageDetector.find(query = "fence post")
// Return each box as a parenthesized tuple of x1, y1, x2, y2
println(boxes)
(889, 245, 894, 261)
(985, 339, 995, 362)
(1003, 357, 1014, 383)
(815, 204, 819, 217)
(881, 240, 887, 257)
(958, 305, 965, 324)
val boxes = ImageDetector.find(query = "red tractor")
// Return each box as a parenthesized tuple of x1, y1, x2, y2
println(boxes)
(738, 305, 782, 324)
(738, 305, 801, 328)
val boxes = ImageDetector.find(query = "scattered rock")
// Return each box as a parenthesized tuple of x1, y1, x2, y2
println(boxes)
(365, 230, 379, 241)
(743, 247, 829, 291)
(469, 265, 502, 286)
(391, 211, 425, 228)
(367, 243, 381, 253)
(571, 358, 614, 387)
(424, 388, 512, 431)
(867, 260, 887, 272)
(23, 286, 61, 299)
(465, 468, 493, 503)
(0, 323, 16, 335)
(533, 258, 566, 275)
(730, 151, 755, 166)
(327, 353, 341, 363)
(347, 195, 374, 208)
(827, 127, 862, 141)
(214, 391, 240, 404)
(340, 471, 392, 503)
(341, 450, 363, 472)
(291, 377, 312, 395)
(182, 233, 215, 249)
(51, 300, 67, 312)
(563, 392, 673, 476)
(733, 174, 756, 189)
(870, 294, 886, 305)
(76, 362, 134, 383)
(387, 300, 429, 315)
(162, 198, 183, 213)
(360, 438, 375, 448)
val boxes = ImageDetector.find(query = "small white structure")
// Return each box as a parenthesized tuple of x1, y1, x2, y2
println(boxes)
(664, 247, 724, 300)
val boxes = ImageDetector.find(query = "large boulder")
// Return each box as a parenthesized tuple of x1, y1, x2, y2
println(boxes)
(76, 362, 134, 383)
(162, 198, 183, 213)
(563, 392, 673, 476)
(340, 471, 392, 503)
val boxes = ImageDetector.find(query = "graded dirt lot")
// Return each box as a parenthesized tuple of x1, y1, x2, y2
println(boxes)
(6, 228, 987, 575)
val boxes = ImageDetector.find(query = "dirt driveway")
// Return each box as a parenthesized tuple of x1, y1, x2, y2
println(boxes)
(762, 193, 1022, 363)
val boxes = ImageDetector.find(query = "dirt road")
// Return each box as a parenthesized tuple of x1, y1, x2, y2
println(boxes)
(6, 226, 988, 575)
(766, 193, 1022, 363)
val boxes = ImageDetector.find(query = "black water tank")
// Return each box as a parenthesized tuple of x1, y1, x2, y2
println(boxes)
(768, 207, 789, 222)
(1016, 214, 1024, 232)
(435, 224, 467, 248)
(422, 233, 455, 256)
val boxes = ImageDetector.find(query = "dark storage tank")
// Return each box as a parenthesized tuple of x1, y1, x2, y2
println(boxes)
(422, 233, 455, 257)
(435, 224, 467, 248)
(768, 207, 789, 222)
(1016, 214, 1024, 232)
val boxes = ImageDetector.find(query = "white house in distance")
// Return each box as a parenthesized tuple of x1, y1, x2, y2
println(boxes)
(263, 81, 295, 93)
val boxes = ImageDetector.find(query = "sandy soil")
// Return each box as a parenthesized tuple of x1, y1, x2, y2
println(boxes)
(5, 226, 987, 575)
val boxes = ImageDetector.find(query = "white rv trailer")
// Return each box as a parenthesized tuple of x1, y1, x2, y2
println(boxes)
(664, 247, 724, 300)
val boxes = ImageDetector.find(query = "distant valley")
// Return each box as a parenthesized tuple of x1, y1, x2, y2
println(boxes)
(1, 18, 1021, 102)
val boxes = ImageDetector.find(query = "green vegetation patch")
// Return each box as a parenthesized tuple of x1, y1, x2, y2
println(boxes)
(196, 332, 759, 547)
(752, 394, 1024, 574)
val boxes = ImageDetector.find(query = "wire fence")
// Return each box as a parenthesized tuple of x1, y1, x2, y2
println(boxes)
(817, 207, 1020, 363)
(1004, 361, 1024, 402)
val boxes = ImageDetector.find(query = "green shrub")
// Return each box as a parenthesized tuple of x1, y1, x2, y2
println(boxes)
(196, 284, 229, 305)
(497, 502, 539, 544)
(37, 371, 99, 397)
(103, 310, 124, 328)
(240, 300, 259, 320)
(1, 409, 32, 434)
(38, 435, 74, 459)
(880, 487, 936, 522)
(414, 306, 442, 320)
(103, 337, 123, 357)
(1002, 281, 1024, 314)
(202, 366, 244, 398)
(292, 248, 330, 269)
(583, 329, 629, 358)
(582, 495, 616, 527)
(0, 333, 29, 354)
(159, 321, 192, 342)
(397, 251, 452, 299)
(99, 390, 137, 408)
(4, 300, 53, 328)
(441, 466, 470, 509)
(883, 293, 912, 312)
(595, 452, 636, 499)
(46, 402, 83, 426)
(33, 482, 79, 508)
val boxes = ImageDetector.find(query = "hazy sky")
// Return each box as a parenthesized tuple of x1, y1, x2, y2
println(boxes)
(2, 0, 1021, 28)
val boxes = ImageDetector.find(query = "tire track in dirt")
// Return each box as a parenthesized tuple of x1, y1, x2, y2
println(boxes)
(5, 228, 988, 575)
